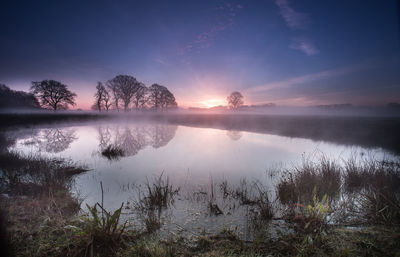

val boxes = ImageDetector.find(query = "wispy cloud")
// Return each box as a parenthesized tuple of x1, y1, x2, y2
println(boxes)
(155, 58, 167, 66)
(246, 64, 369, 94)
(274, 0, 319, 55)
(275, 0, 308, 30)
(178, 2, 243, 62)
(290, 37, 319, 56)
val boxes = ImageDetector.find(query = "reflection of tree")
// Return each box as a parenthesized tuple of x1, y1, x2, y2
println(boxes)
(149, 125, 178, 148)
(38, 129, 77, 153)
(98, 127, 112, 150)
(226, 130, 243, 141)
(97, 124, 177, 158)
(114, 127, 146, 156)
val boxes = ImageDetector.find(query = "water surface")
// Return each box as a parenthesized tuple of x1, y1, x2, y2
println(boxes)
(9, 119, 396, 238)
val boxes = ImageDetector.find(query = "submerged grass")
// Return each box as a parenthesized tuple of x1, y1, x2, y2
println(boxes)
(342, 158, 400, 225)
(277, 157, 341, 206)
(134, 173, 180, 212)
(132, 173, 180, 233)
(277, 156, 400, 227)
(0, 150, 87, 197)
(101, 145, 125, 160)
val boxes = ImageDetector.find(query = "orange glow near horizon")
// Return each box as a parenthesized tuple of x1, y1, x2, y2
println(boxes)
(199, 98, 226, 108)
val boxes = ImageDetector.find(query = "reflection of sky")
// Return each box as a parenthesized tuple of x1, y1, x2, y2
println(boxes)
(12, 122, 394, 211)
(11, 121, 396, 237)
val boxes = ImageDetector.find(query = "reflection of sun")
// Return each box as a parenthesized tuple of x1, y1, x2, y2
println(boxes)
(199, 99, 226, 108)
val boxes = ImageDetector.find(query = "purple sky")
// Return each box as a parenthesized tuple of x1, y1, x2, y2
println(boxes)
(1, 0, 399, 109)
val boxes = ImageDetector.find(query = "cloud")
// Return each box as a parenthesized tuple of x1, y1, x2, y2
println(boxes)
(275, 0, 308, 30)
(274, 0, 319, 56)
(178, 2, 243, 60)
(155, 58, 167, 66)
(246, 64, 369, 94)
(290, 37, 319, 55)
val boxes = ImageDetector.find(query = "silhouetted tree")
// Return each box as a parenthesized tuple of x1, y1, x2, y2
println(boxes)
(148, 84, 163, 110)
(0, 84, 40, 109)
(30, 80, 76, 110)
(133, 83, 147, 110)
(106, 79, 121, 111)
(107, 75, 140, 112)
(161, 89, 177, 110)
(103, 89, 112, 111)
(227, 91, 244, 109)
(148, 84, 177, 110)
(93, 82, 107, 112)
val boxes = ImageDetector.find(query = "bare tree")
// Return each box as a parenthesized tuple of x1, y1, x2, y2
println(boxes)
(93, 82, 107, 112)
(161, 89, 177, 110)
(133, 83, 147, 110)
(103, 89, 112, 111)
(107, 75, 140, 112)
(106, 79, 121, 111)
(139, 89, 149, 109)
(148, 84, 177, 110)
(148, 84, 164, 110)
(30, 80, 76, 110)
(227, 91, 244, 109)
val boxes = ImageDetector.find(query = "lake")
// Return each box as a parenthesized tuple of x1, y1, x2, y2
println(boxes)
(5, 114, 399, 239)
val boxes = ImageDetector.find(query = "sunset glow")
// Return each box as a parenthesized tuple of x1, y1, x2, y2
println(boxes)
(1, 1, 399, 108)
(199, 98, 226, 108)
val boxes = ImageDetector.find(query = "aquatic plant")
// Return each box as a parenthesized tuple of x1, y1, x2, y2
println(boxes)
(277, 157, 341, 206)
(83, 182, 128, 255)
(101, 144, 124, 160)
(132, 173, 179, 232)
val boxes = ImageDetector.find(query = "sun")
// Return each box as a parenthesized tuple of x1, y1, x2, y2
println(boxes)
(199, 98, 226, 108)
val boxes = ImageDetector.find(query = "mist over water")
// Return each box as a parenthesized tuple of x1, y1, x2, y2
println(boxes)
(6, 116, 397, 237)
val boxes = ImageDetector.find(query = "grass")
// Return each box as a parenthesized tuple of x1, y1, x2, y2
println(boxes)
(1, 145, 400, 256)
(342, 158, 400, 225)
(277, 157, 341, 206)
(136, 173, 180, 211)
(0, 147, 89, 256)
(82, 182, 130, 256)
(101, 145, 125, 160)
(223, 179, 275, 221)
(132, 173, 180, 232)
(0, 150, 87, 196)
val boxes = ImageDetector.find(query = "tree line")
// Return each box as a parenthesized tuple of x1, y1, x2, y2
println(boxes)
(2, 76, 245, 111)
(0, 84, 40, 109)
(92, 75, 177, 112)
(26, 74, 177, 111)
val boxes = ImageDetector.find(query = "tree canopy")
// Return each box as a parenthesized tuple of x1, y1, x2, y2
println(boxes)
(227, 91, 244, 109)
(92, 82, 111, 112)
(100, 75, 178, 111)
(106, 75, 142, 112)
(30, 80, 76, 110)
(148, 84, 177, 110)
(0, 84, 40, 109)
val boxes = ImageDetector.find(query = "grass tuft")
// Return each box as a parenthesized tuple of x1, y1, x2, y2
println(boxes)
(101, 144, 124, 160)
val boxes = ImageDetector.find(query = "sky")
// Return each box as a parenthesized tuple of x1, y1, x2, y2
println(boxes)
(0, 0, 399, 109)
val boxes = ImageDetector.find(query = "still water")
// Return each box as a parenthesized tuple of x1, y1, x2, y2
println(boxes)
(9, 120, 395, 238)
